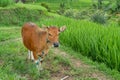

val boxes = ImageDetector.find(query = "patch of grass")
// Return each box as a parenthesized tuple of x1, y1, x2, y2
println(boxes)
(0, 27, 21, 41)
(53, 55, 71, 67)
(0, 39, 51, 80)
(0, 40, 27, 79)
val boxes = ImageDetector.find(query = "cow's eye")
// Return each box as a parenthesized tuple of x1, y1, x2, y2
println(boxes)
(48, 33, 52, 36)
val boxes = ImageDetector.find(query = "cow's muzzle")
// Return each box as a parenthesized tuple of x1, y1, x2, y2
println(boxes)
(53, 42, 59, 47)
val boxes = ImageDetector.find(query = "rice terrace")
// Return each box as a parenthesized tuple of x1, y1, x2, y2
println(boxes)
(0, 0, 120, 80)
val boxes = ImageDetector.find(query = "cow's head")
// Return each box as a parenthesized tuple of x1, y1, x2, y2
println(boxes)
(42, 25, 66, 47)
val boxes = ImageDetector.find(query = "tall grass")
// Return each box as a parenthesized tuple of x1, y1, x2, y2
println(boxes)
(38, 17, 120, 72)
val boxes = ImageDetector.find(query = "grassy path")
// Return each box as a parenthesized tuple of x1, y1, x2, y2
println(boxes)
(0, 37, 113, 80)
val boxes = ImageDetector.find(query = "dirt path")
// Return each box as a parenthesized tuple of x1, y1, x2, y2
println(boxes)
(52, 48, 112, 80)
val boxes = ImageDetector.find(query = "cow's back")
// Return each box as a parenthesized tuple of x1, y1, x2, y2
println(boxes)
(21, 22, 40, 51)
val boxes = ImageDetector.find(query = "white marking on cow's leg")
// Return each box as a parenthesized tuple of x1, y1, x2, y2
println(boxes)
(30, 51, 34, 61)
(35, 59, 43, 71)
(35, 60, 39, 69)
(28, 50, 31, 60)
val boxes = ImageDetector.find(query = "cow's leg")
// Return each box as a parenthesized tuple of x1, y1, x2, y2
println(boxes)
(30, 51, 34, 61)
(28, 50, 31, 60)
(33, 51, 42, 71)
(28, 50, 34, 61)
(43, 49, 49, 58)
(38, 49, 49, 63)
(27, 50, 34, 60)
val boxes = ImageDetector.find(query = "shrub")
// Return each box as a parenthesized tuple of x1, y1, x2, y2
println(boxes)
(57, 2, 66, 15)
(0, 0, 14, 7)
(64, 9, 75, 18)
(105, 0, 120, 13)
(91, 11, 107, 24)
(73, 10, 88, 20)
(60, 2, 65, 9)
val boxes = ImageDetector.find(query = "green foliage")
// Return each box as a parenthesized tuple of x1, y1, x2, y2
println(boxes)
(73, 10, 88, 20)
(91, 11, 107, 24)
(64, 9, 90, 20)
(57, 2, 66, 15)
(64, 9, 75, 18)
(60, 2, 65, 9)
(0, 0, 14, 7)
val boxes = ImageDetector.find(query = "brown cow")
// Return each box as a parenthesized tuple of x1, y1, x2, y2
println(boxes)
(21, 22, 66, 70)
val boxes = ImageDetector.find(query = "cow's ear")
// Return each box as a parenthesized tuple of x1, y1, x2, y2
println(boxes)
(59, 26, 66, 32)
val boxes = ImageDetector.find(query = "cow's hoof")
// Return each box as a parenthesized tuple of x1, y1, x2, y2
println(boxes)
(39, 67, 43, 71)
(31, 59, 34, 62)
